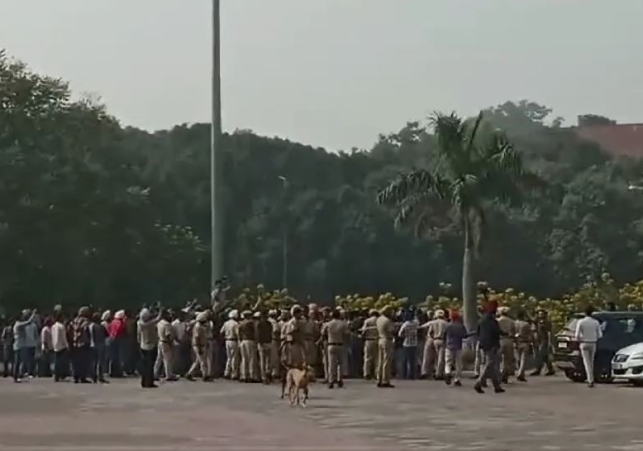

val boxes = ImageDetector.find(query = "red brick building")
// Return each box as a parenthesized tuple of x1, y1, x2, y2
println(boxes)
(574, 123, 643, 158)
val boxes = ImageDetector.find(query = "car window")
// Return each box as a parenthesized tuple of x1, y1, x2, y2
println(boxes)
(600, 318, 643, 341)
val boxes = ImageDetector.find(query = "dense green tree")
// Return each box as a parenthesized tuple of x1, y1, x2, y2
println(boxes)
(2, 52, 643, 313)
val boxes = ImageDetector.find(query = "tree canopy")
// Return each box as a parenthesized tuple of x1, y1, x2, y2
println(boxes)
(1, 52, 643, 311)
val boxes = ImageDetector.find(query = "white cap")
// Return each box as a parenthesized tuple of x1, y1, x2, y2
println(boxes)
(253, 311, 261, 318)
(229, 309, 239, 319)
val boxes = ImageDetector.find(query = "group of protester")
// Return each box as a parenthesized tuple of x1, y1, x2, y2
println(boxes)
(0, 294, 562, 394)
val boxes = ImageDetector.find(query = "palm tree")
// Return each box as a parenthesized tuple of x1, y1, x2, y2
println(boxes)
(377, 112, 537, 332)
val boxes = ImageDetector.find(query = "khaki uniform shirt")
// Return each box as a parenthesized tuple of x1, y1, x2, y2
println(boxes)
(427, 318, 448, 340)
(322, 319, 349, 345)
(497, 315, 516, 339)
(220, 319, 239, 341)
(361, 317, 378, 340)
(192, 322, 209, 348)
(376, 316, 394, 341)
(157, 319, 175, 344)
(283, 318, 303, 343)
(515, 319, 533, 343)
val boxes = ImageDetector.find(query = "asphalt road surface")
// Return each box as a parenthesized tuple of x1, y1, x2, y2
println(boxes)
(0, 375, 641, 451)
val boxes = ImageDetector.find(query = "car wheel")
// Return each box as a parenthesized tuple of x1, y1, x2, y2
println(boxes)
(565, 369, 585, 382)
(630, 379, 643, 387)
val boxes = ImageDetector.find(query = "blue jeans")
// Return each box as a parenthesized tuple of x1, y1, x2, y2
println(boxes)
(12, 348, 29, 381)
(402, 346, 418, 379)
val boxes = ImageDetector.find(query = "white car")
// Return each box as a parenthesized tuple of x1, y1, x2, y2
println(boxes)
(611, 341, 643, 385)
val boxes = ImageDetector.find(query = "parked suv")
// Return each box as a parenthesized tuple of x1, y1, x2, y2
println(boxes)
(553, 311, 643, 383)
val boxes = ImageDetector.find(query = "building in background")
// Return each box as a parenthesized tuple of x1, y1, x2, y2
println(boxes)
(574, 115, 643, 158)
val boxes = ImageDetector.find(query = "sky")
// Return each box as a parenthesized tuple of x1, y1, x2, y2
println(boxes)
(1, 0, 643, 151)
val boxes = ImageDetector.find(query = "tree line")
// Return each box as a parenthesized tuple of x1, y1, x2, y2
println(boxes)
(2, 51, 643, 316)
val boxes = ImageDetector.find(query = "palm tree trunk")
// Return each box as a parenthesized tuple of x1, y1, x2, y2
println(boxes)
(462, 219, 477, 333)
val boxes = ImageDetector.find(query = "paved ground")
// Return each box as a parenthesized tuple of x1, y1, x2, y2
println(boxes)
(0, 375, 641, 451)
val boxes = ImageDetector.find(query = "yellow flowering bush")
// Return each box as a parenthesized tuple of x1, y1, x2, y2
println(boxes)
(228, 273, 643, 331)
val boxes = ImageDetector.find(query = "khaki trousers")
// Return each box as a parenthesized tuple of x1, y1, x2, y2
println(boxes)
(434, 339, 446, 378)
(377, 339, 393, 385)
(445, 348, 463, 381)
(515, 343, 530, 378)
(188, 345, 210, 379)
(240, 339, 258, 381)
(327, 344, 344, 384)
(154, 342, 174, 379)
(224, 340, 240, 379)
(363, 340, 378, 379)
(321, 343, 329, 380)
(258, 342, 272, 381)
(304, 340, 319, 367)
(421, 338, 436, 377)
(500, 338, 515, 377)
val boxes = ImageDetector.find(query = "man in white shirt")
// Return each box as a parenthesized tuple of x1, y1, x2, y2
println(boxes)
(171, 312, 189, 377)
(51, 313, 69, 382)
(574, 305, 602, 387)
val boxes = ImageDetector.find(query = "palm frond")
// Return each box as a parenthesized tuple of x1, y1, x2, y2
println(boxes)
(376, 169, 445, 206)
(465, 111, 484, 154)
(430, 112, 469, 175)
(393, 191, 433, 228)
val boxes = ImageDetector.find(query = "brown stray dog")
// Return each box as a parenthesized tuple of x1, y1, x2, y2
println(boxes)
(281, 365, 315, 407)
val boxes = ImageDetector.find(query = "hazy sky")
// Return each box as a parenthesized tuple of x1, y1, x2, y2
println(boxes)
(1, 0, 642, 150)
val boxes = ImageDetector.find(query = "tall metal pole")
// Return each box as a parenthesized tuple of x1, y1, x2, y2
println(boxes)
(211, 0, 224, 291)
(278, 176, 288, 289)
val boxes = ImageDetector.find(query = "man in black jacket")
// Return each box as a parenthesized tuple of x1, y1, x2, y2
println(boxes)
(474, 300, 505, 394)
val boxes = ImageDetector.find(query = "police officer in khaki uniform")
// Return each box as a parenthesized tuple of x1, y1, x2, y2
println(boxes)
(361, 309, 379, 380)
(422, 309, 448, 379)
(514, 310, 533, 382)
(497, 307, 516, 383)
(322, 309, 349, 388)
(239, 311, 258, 382)
(318, 307, 331, 382)
(154, 309, 177, 381)
(376, 306, 394, 388)
(337, 308, 350, 378)
(186, 312, 210, 381)
(302, 304, 320, 373)
(282, 305, 305, 369)
(220, 310, 240, 379)
(268, 310, 281, 380)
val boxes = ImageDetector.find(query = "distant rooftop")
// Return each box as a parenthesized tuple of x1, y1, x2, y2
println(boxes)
(574, 123, 643, 158)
